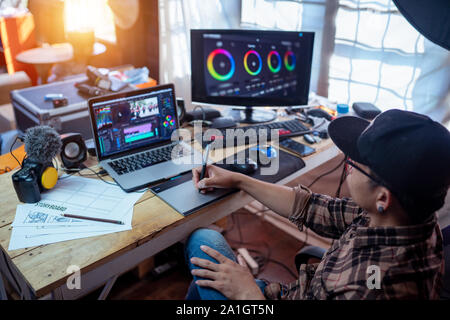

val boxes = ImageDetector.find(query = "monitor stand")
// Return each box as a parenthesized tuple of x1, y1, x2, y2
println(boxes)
(228, 106, 277, 124)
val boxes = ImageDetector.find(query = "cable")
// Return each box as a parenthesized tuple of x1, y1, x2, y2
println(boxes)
(264, 258, 298, 279)
(77, 166, 148, 193)
(226, 211, 271, 257)
(59, 165, 148, 193)
(307, 157, 345, 189)
(189, 105, 211, 127)
(78, 165, 118, 186)
(335, 156, 348, 198)
(63, 167, 84, 172)
(301, 229, 309, 253)
(311, 118, 327, 130)
(236, 211, 243, 243)
(52, 156, 59, 173)
(9, 135, 22, 168)
(233, 241, 297, 280)
(58, 171, 78, 180)
(193, 105, 206, 122)
(225, 209, 300, 280)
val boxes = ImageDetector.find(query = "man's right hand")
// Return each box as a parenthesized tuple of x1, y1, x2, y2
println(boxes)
(192, 165, 240, 193)
(192, 164, 296, 219)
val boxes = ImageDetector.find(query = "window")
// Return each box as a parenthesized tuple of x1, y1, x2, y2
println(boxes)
(329, 0, 424, 111)
(241, 0, 449, 121)
(64, 0, 116, 43)
(241, 0, 304, 30)
(241, 0, 326, 95)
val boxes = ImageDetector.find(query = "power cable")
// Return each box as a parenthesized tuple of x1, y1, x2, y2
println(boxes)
(225, 209, 300, 281)
(9, 135, 22, 168)
(335, 156, 349, 198)
(307, 157, 345, 189)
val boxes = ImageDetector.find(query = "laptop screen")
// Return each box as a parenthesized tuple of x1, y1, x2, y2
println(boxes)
(91, 87, 178, 159)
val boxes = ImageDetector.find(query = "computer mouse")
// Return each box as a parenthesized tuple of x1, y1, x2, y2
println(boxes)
(303, 134, 316, 144)
(223, 158, 258, 175)
(249, 145, 278, 167)
(306, 108, 333, 121)
(210, 116, 237, 129)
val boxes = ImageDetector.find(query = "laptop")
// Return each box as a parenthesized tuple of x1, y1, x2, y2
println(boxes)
(88, 83, 201, 192)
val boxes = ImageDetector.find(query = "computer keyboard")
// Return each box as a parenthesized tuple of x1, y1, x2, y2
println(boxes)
(108, 144, 187, 175)
(197, 119, 310, 148)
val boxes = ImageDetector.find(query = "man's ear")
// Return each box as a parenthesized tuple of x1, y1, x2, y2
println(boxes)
(375, 187, 392, 212)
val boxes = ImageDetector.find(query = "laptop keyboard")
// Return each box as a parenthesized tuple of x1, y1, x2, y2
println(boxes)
(108, 144, 190, 176)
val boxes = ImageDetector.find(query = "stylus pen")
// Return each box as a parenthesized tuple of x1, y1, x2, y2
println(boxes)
(199, 142, 212, 192)
(61, 214, 124, 225)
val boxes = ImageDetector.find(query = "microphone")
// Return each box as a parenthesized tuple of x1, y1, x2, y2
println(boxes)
(23, 125, 62, 165)
(13, 125, 62, 203)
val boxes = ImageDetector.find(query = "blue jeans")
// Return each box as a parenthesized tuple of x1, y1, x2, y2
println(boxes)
(184, 228, 266, 300)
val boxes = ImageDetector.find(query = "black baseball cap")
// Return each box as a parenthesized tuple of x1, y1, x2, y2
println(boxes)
(328, 109, 450, 221)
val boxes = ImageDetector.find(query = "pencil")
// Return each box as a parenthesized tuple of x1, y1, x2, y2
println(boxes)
(61, 214, 124, 225)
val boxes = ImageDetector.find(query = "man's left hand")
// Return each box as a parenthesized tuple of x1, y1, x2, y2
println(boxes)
(190, 245, 266, 300)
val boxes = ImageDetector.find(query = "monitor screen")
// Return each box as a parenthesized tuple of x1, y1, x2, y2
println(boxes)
(191, 29, 314, 106)
(90, 86, 178, 159)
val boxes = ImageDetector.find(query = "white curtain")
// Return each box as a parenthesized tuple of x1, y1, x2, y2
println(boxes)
(242, 0, 450, 125)
(158, 0, 450, 126)
(328, 0, 450, 125)
(240, 0, 328, 98)
(159, 0, 241, 110)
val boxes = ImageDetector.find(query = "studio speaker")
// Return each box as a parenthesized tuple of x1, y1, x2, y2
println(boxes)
(60, 133, 87, 169)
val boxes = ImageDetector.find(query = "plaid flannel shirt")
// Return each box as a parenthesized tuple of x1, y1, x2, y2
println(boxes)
(264, 185, 444, 300)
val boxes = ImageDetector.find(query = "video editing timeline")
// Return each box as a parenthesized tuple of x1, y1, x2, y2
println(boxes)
(203, 33, 302, 98)
(93, 89, 177, 158)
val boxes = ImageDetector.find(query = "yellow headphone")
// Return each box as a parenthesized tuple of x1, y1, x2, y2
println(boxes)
(41, 166, 58, 190)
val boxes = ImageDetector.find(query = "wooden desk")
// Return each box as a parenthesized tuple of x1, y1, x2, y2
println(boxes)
(0, 124, 338, 300)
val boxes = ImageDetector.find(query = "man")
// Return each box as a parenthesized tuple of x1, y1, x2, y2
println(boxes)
(185, 109, 450, 299)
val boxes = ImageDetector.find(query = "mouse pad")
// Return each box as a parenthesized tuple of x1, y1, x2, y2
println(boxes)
(150, 148, 305, 216)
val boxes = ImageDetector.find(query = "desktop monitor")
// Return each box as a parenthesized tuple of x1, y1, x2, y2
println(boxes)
(191, 29, 314, 123)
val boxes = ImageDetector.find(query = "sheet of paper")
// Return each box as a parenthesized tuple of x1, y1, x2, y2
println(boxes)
(12, 205, 92, 227)
(38, 175, 143, 222)
(8, 208, 133, 250)
(8, 175, 143, 251)
(8, 228, 129, 251)
(11, 207, 133, 235)
(12, 203, 134, 228)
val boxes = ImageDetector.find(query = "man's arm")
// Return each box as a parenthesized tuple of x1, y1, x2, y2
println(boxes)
(290, 186, 364, 239)
(193, 165, 363, 239)
(193, 165, 296, 218)
(236, 174, 297, 218)
(235, 172, 363, 238)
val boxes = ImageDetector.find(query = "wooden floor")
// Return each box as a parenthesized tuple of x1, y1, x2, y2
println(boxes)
(83, 154, 350, 300)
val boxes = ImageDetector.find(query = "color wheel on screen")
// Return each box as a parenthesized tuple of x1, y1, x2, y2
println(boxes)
(163, 115, 175, 127)
(243, 50, 262, 76)
(207, 48, 235, 81)
(284, 51, 296, 71)
(267, 50, 282, 73)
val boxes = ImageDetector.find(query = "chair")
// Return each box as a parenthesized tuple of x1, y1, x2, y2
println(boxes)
(294, 245, 326, 271)
(0, 12, 38, 84)
(0, 71, 31, 154)
(0, 71, 30, 170)
(441, 226, 450, 299)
